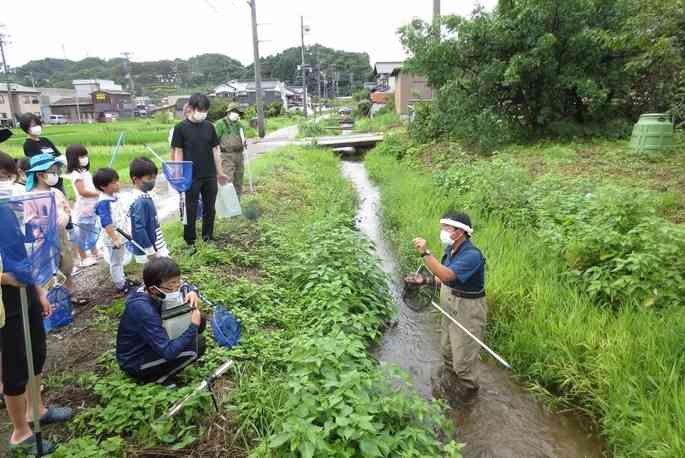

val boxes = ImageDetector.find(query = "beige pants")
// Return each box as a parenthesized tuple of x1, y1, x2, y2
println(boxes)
(439, 286, 488, 390)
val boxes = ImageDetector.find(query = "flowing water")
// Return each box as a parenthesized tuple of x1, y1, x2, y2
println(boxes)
(341, 159, 605, 458)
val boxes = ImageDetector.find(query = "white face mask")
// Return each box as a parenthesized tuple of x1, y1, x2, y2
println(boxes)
(29, 125, 42, 136)
(44, 173, 59, 187)
(154, 286, 184, 308)
(228, 112, 240, 122)
(79, 156, 89, 167)
(440, 230, 454, 247)
(191, 111, 207, 123)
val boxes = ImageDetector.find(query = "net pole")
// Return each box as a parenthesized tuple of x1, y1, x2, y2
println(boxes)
(144, 144, 165, 163)
(19, 287, 44, 457)
(431, 300, 512, 370)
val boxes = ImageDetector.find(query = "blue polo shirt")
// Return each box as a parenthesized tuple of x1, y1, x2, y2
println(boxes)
(441, 239, 485, 292)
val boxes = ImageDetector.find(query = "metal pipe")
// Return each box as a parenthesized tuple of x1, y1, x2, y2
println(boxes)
(20, 287, 44, 456)
(431, 300, 512, 370)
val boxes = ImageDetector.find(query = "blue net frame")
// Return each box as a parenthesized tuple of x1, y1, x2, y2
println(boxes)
(163, 161, 193, 193)
(0, 192, 60, 286)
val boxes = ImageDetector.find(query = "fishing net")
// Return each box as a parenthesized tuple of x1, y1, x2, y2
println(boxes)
(162, 161, 203, 223)
(72, 216, 101, 251)
(212, 305, 241, 348)
(0, 192, 60, 286)
(402, 265, 438, 312)
(44, 284, 73, 332)
(162, 161, 193, 193)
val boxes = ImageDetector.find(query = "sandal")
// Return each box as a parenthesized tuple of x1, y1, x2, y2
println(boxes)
(7, 434, 56, 455)
(29, 405, 74, 426)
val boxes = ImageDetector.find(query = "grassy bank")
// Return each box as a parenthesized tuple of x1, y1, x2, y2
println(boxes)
(37, 146, 461, 457)
(365, 136, 685, 457)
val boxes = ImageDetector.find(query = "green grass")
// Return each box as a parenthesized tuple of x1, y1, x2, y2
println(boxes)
(366, 147, 685, 457)
(353, 112, 403, 133)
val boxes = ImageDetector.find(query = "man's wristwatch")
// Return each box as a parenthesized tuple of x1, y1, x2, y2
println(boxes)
(421, 250, 431, 257)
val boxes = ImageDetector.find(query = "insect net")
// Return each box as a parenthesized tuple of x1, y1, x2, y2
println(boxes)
(162, 161, 199, 224)
(0, 192, 60, 286)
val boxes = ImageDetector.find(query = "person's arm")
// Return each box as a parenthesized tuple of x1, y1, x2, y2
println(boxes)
(130, 199, 155, 256)
(413, 238, 457, 284)
(96, 200, 122, 247)
(74, 178, 99, 198)
(139, 306, 198, 361)
(240, 126, 246, 147)
(211, 123, 228, 184)
(170, 124, 184, 161)
(45, 138, 61, 157)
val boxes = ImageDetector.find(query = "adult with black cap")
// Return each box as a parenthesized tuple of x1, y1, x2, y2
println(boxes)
(406, 210, 487, 405)
(215, 102, 247, 198)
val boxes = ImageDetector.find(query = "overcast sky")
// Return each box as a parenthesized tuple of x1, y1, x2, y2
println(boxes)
(2, 0, 496, 69)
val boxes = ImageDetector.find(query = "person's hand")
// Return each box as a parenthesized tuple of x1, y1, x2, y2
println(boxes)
(190, 308, 202, 326)
(217, 173, 229, 186)
(1, 272, 25, 288)
(112, 237, 123, 249)
(413, 238, 428, 254)
(185, 291, 199, 308)
(38, 291, 54, 318)
(404, 273, 425, 285)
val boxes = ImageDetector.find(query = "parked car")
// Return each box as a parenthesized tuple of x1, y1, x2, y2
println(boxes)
(47, 114, 68, 125)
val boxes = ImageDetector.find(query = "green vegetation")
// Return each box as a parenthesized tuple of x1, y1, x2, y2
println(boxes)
(353, 112, 402, 133)
(365, 132, 685, 457)
(29, 146, 461, 457)
(400, 0, 685, 151)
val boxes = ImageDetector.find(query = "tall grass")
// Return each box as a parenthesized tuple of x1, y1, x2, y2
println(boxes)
(366, 151, 685, 457)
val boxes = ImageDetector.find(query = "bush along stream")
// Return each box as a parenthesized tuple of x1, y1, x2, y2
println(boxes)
(31, 146, 462, 457)
(364, 135, 685, 457)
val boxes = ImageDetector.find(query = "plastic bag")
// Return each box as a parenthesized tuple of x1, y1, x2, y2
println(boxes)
(212, 305, 241, 348)
(44, 284, 74, 332)
(216, 183, 242, 219)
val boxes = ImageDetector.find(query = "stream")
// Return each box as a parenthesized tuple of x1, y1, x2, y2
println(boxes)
(341, 159, 605, 458)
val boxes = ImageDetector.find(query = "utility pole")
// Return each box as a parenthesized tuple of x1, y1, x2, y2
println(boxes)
(433, 0, 441, 40)
(300, 16, 308, 117)
(316, 46, 321, 115)
(248, 0, 265, 137)
(0, 28, 15, 127)
(121, 52, 135, 95)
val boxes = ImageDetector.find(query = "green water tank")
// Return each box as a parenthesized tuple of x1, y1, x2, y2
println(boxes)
(630, 113, 674, 153)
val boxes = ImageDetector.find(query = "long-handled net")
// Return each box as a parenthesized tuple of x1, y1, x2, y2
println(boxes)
(402, 264, 438, 312)
(0, 192, 61, 457)
(162, 160, 194, 224)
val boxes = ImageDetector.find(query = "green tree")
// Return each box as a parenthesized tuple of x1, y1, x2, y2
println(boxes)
(400, 0, 684, 149)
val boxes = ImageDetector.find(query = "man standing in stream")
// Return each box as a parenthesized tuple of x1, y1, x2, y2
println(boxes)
(171, 94, 229, 250)
(406, 211, 487, 405)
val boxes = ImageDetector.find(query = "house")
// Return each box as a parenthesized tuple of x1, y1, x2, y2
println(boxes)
(0, 83, 41, 127)
(372, 62, 403, 92)
(392, 67, 433, 118)
(214, 80, 288, 109)
(49, 97, 95, 122)
(34, 87, 77, 120)
(92, 89, 134, 121)
(73, 79, 123, 98)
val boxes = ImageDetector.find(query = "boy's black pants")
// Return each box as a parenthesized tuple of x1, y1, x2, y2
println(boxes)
(184, 177, 218, 245)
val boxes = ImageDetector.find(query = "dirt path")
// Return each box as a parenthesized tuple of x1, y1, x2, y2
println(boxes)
(341, 159, 605, 458)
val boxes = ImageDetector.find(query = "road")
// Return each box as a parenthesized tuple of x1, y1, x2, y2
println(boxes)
(245, 124, 300, 160)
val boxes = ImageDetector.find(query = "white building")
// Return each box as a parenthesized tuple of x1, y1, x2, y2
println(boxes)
(73, 79, 123, 98)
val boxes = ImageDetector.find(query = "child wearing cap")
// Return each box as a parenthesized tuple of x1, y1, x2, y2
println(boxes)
(24, 153, 75, 293)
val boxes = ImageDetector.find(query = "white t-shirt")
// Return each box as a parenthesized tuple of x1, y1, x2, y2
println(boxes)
(69, 169, 98, 221)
